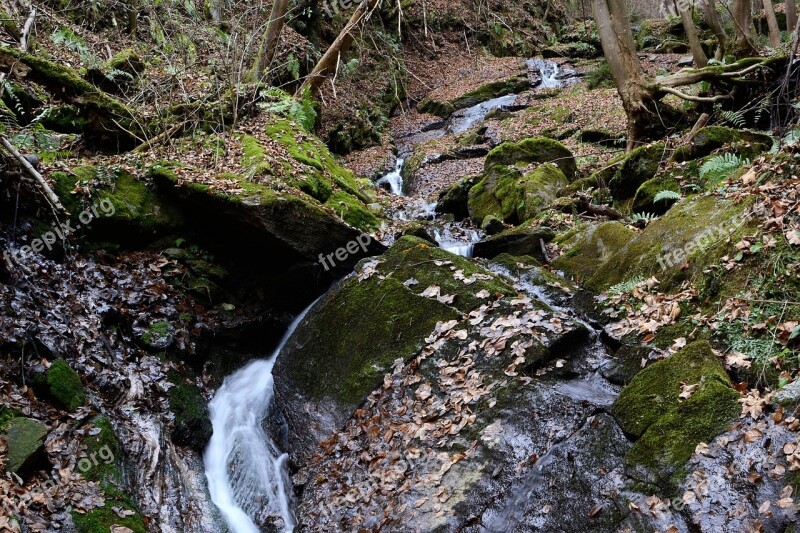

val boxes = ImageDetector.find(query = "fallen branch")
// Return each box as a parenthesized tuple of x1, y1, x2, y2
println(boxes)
(576, 193, 631, 222)
(20, 8, 35, 52)
(0, 135, 66, 214)
(660, 86, 732, 103)
(682, 113, 710, 144)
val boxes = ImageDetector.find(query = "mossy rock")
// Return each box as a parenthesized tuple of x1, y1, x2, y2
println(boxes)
(168, 377, 212, 452)
(436, 175, 481, 221)
(472, 220, 556, 261)
(552, 221, 636, 283)
(484, 137, 577, 181)
(418, 74, 530, 118)
(107, 49, 145, 78)
(45, 359, 85, 411)
(5, 417, 48, 474)
(468, 163, 568, 226)
(323, 190, 380, 232)
(0, 405, 21, 431)
(673, 126, 773, 162)
(541, 41, 602, 59)
(141, 320, 175, 350)
(400, 222, 437, 244)
(611, 341, 739, 485)
(72, 490, 146, 533)
(631, 177, 680, 215)
(1, 80, 43, 121)
(585, 195, 754, 293)
(608, 142, 666, 200)
(51, 166, 183, 245)
(274, 236, 515, 456)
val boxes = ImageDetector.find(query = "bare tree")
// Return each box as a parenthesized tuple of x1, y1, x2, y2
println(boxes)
(788, 0, 798, 33)
(593, 0, 776, 150)
(678, 1, 708, 67)
(702, 0, 726, 59)
(762, 0, 782, 47)
(254, 0, 289, 81)
(732, 0, 757, 56)
(296, 0, 381, 96)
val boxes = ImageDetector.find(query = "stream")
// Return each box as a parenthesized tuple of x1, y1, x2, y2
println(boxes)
(202, 58, 591, 532)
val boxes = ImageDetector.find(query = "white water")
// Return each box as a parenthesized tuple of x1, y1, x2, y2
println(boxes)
(447, 94, 518, 134)
(433, 228, 481, 257)
(376, 157, 405, 195)
(204, 302, 317, 533)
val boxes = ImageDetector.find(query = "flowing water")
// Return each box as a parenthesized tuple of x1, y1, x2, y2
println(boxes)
(204, 302, 317, 532)
(203, 57, 580, 532)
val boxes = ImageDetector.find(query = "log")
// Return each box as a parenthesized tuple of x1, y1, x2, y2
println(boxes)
(20, 8, 35, 52)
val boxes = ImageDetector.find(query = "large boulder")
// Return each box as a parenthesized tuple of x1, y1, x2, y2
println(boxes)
(585, 195, 755, 292)
(436, 175, 480, 221)
(273, 236, 517, 460)
(611, 341, 739, 486)
(468, 163, 569, 226)
(484, 137, 577, 180)
(5, 417, 48, 475)
(631, 176, 680, 215)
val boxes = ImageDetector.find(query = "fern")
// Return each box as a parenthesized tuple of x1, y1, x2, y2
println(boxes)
(721, 109, 746, 128)
(608, 276, 646, 296)
(653, 190, 681, 203)
(2, 81, 25, 117)
(699, 153, 750, 188)
(632, 212, 658, 223)
(258, 87, 317, 132)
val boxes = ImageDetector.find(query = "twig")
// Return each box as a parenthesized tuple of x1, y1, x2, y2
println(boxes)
(0, 135, 66, 214)
(682, 112, 710, 144)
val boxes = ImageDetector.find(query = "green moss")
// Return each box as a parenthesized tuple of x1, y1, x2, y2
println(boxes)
(39, 104, 90, 133)
(468, 163, 568, 225)
(586, 195, 754, 293)
(612, 341, 739, 485)
(81, 415, 122, 484)
(240, 134, 273, 178)
(5, 417, 48, 473)
(448, 75, 531, 111)
(72, 492, 146, 533)
(552, 221, 636, 282)
(107, 49, 144, 77)
(168, 377, 212, 450)
(674, 126, 773, 162)
(47, 359, 85, 411)
(484, 137, 577, 181)
(0, 406, 21, 431)
(324, 190, 379, 232)
(142, 320, 172, 348)
(609, 142, 666, 200)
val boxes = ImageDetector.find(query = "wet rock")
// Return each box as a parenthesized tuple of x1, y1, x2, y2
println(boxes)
(480, 215, 506, 235)
(418, 75, 531, 119)
(608, 142, 666, 200)
(168, 377, 213, 452)
(472, 221, 555, 261)
(140, 320, 175, 350)
(5, 417, 48, 475)
(611, 341, 740, 486)
(468, 163, 569, 226)
(552, 222, 636, 283)
(400, 222, 437, 244)
(774, 379, 800, 408)
(436, 175, 480, 221)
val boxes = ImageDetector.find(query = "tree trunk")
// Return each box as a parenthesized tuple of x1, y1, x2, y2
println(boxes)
(788, 0, 798, 33)
(702, 0, 726, 59)
(733, 0, 757, 56)
(592, 0, 649, 150)
(296, 0, 381, 96)
(679, 1, 708, 67)
(254, 0, 289, 81)
(762, 0, 782, 47)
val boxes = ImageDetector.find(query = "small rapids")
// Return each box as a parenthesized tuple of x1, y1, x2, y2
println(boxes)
(376, 157, 405, 195)
(204, 302, 316, 533)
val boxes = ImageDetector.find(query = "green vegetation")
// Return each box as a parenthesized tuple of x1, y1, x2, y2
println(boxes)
(46, 359, 86, 411)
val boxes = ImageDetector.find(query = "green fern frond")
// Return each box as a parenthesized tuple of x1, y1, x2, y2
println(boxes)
(721, 109, 746, 128)
(631, 212, 658, 223)
(699, 153, 750, 188)
(608, 276, 646, 296)
(653, 190, 681, 203)
(257, 87, 317, 132)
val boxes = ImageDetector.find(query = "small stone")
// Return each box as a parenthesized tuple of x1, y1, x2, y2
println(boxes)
(5, 417, 48, 474)
(481, 215, 506, 236)
(774, 380, 800, 408)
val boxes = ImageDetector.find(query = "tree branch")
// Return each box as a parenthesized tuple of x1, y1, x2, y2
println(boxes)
(659, 86, 733, 102)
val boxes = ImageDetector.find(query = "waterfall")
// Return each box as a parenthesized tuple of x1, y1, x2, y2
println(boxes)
(204, 302, 317, 533)
(376, 158, 405, 195)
